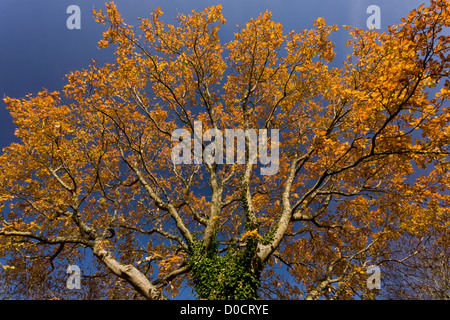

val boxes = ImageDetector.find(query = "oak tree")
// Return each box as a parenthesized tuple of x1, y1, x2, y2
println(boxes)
(0, 0, 449, 299)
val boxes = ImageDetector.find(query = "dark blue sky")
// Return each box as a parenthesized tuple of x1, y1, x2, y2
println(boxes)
(0, 0, 427, 152)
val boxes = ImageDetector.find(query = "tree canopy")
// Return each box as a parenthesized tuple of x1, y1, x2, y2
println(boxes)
(0, 0, 449, 300)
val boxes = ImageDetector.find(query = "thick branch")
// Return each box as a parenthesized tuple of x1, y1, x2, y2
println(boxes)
(92, 241, 166, 300)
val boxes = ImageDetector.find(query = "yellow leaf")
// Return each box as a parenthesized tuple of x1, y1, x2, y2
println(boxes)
(2, 265, 15, 270)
